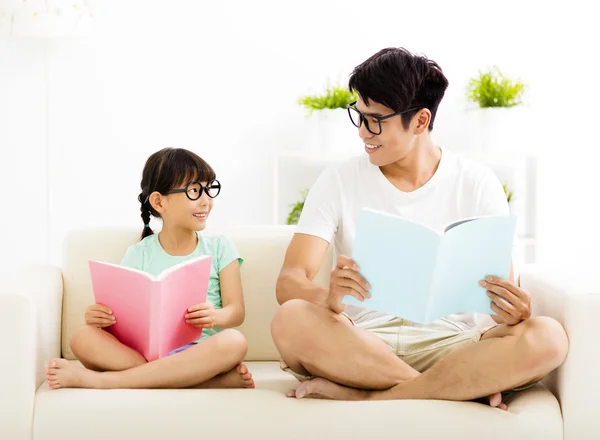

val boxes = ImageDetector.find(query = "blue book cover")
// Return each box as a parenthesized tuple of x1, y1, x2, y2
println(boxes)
(345, 208, 517, 324)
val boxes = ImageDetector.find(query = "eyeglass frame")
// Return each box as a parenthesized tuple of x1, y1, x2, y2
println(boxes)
(143, 179, 222, 204)
(346, 100, 421, 135)
(166, 179, 221, 200)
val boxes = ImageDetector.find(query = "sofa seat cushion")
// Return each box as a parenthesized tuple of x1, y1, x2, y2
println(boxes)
(34, 361, 563, 440)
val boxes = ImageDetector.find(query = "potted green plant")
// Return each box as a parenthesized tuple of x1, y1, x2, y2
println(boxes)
(466, 67, 525, 108)
(503, 183, 513, 204)
(298, 84, 357, 116)
(286, 189, 309, 225)
(297, 82, 359, 153)
(466, 67, 526, 154)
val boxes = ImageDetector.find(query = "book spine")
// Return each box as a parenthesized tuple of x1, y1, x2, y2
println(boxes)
(425, 236, 445, 323)
(149, 281, 160, 361)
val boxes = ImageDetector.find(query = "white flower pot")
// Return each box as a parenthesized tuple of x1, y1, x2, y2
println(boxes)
(310, 108, 362, 154)
(472, 107, 526, 155)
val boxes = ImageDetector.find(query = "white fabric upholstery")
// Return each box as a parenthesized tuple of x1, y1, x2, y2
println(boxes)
(30, 361, 562, 440)
(0, 266, 63, 440)
(0, 294, 36, 440)
(0, 225, 596, 439)
(521, 264, 600, 440)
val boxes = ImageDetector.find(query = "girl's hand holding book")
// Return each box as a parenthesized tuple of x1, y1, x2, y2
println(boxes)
(84, 304, 116, 328)
(185, 302, 216, 328)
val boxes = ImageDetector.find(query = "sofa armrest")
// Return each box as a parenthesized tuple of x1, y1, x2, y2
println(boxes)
(0, 294, 37, 440)
(0, 266, 63, 440)
(520, 264, 600, 440)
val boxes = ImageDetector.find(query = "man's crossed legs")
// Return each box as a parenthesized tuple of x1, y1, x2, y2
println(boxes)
(271, 299, 568, 408)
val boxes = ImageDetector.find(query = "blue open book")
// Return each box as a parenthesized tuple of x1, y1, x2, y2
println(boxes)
(344, 208, 517, 324)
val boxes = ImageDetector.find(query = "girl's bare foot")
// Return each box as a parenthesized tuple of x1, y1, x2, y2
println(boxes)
(46, 358, 102, 389)
(197, 364, 255, 389)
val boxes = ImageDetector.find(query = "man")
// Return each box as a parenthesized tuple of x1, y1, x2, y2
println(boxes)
(271, 47, 568, 408)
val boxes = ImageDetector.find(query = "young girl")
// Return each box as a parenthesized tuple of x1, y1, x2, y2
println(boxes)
(46, 147, 254, 390)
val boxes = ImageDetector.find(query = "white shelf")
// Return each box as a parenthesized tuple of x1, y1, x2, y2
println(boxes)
(272, 151, 361, 224)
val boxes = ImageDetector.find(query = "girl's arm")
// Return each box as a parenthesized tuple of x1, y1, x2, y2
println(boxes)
(213, 260, 245, 328)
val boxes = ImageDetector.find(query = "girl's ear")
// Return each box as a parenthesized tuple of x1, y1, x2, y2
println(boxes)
(148, 191, 166, 214)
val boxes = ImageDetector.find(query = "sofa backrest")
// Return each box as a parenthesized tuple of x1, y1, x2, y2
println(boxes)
(61, 225, 333, 361)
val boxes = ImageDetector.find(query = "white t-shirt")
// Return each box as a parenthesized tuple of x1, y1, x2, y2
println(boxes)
(295, 147, 512, 330)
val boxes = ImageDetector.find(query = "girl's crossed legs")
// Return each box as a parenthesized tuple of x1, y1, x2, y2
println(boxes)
(46, 325, 254, 390)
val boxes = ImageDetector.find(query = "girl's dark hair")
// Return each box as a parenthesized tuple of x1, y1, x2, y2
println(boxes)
(348, 47, 449, 131)
(138, 147, 216, 240)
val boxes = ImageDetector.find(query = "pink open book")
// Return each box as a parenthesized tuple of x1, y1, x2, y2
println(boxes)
(88, 255, 212, 361)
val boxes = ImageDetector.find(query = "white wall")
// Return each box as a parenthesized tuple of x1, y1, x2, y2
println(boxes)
(1, 0, 599, 274)
(0, 40, 48, 274)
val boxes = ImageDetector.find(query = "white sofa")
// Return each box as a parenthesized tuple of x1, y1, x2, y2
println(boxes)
(0, 225, 598, 440)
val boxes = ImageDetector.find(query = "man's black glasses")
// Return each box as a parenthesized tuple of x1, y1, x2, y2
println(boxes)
(347, 101, 420, 135)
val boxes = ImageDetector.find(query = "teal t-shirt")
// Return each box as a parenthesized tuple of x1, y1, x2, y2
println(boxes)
(120, 231, 243, 341)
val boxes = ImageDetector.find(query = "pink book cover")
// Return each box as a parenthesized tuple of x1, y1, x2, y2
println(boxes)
(88, 255, 212, 361)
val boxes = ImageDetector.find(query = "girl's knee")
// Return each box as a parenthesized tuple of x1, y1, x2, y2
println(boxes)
(220, 328, 246, 342)
(69, 325, 98, 352)
(219, 329, 248, 361)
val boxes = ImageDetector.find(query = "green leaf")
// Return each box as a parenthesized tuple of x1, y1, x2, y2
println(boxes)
(286, 188, 310, 225)
(503, 184, 513, 203)
(298, 82, 358, 116)
(466, 67, 525, 108)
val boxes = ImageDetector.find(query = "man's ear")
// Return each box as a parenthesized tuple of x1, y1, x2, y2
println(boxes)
(149, 191, 166, 214)
(413, 109, 431, 134)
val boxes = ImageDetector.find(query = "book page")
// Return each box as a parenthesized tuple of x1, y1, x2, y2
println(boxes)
(430, 216, 516, 322)
(157, 255, 211, 281)
(443, 217, 478, 233)
(89, 261, 153, 359)
(346, 208, 441, 323)
(157, 256, 211, 358)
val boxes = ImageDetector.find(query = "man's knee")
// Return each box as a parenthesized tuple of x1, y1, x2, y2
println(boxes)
(518, 316, 569, 372)
(271, 299, 317, 349)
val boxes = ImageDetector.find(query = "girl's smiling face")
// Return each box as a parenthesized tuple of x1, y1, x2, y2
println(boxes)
(139, 147, 219, 236)
(160, 180, 218, 232)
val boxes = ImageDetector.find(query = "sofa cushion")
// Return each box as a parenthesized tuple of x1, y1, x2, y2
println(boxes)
(61, 226, 333, 361)
(33, 361, 562, 440)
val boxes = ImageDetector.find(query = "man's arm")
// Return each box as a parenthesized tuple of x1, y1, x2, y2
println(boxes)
(276, 233, 331, 307)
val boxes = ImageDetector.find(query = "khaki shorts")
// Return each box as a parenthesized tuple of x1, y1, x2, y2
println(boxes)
(281, 314, 536, 403)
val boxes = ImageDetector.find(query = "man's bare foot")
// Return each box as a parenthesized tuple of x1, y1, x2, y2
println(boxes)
(286, 377, 369, 400)
(287, 378, 509, 408)
(46, 358, 102, 389)
(488, 392, 508, 411)
(197, 364, 255, 389)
